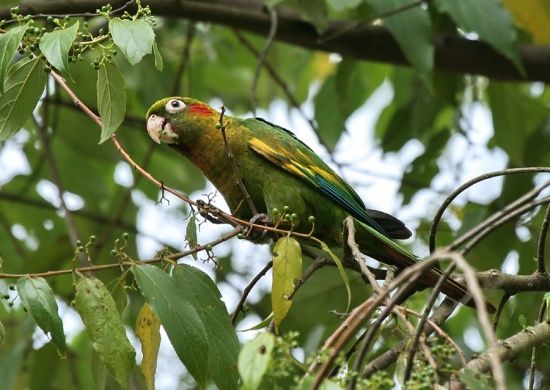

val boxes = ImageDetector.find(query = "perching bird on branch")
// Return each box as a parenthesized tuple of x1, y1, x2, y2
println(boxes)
(146, 96, 495, 313)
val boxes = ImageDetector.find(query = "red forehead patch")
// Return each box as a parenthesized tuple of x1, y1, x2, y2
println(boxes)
(188, 104, 213, 116)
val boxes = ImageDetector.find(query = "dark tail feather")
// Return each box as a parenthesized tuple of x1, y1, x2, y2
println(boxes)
(422, 266, 496, 313)
(356, 220, 496, 313)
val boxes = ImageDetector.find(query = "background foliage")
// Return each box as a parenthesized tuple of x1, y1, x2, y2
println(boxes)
(0, 0, 550, 389)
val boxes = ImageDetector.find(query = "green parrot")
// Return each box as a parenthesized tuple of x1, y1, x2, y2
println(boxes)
(146, 97, 494, 312)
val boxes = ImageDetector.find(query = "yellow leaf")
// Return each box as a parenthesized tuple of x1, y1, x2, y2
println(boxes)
(272, 237, 302, 332)
(136, 303, 161, 390)
(503, 0, 550, 44)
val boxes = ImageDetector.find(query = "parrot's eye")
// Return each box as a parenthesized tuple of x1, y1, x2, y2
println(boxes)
(165, 99, 186, 114)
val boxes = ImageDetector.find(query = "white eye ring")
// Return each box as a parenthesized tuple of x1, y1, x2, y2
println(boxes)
(165, 99, 186, 114)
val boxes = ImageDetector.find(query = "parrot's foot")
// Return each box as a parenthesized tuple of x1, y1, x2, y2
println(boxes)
(245, 213, 271, 242)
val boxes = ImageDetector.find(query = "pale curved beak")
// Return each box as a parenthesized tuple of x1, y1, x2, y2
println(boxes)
(147, 115, 177, 144)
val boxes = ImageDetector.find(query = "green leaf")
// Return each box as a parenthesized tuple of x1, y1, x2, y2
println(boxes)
(238, 333, 275, 390)
(109, 18, 155, 65)
(186, 214, 198, 259)
(152, 40, 163, 71)
(74, 276, 136, 389)
(238, 313, 273, 332)
(0, 24, 27, 93)
(97, 62, 126, 143)
(488, 82, 548, 165)
(136, 303, 161, 390)
(17, 277, 66, 354)
(272, 237, 302, 331)
(438, 0, 523, 73)
(325, 0, 362, 12)
(131, 264, 210, 387)
(367, 0, 433, 81)
(0, 58, 46, 141)
(39, 22, 79, 77)
(319, 241, 351, 311)
(314, 60, 386, 151)
(172, 264, 240, 390)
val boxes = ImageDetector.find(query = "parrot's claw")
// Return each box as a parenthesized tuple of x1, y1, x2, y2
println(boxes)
(244, 213, 271, 242)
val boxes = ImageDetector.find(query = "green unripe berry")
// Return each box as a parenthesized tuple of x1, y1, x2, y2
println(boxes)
(308, 215, 315, 223)
(110, 249, 117, 256)
(78, 246, 85, 252)
(237, 233, 244, 239)
(8, 285, 15, 291)
(205, 244, 213, 251)
(90, 235, 96, 242)
(122, 232, 129, 240)
(8, 302, 13, 307)
(76, 240, 82, 246)
(3, 294, 9, 300)
(283, 205, 290, 212)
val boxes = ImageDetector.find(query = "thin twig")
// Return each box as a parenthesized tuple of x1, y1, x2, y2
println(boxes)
(171, 22, 196, 96)
(0, 227, 243, 280)
(492, 294, 510, 332)
(536, 203, 550, 274)
(231, 261, 273, 325)
(33, 93, 86, 265)
(94, 144, 155, 256)
(218, 106, 258, 216)
(250, 7, 277, 115)
(320, 0, 430, 43)
(449, 181, 550, 252)
(362, 298, 458, 379)
(403, 263, 457, 381)
(430, 168, 550, 252)
(3, 0, 135, 26)
(447, 252, 505, 390)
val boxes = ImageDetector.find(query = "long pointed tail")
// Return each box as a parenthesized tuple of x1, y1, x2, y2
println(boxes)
(356, 220, 496, 313)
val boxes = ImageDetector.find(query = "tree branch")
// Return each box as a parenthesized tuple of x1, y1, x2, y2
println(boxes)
(4, 0, 550, 82)
(464, 322, 550, 375)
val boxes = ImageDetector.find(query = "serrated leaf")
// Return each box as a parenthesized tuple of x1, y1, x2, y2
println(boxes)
(0, 24, 27, 93)
(74, 277, 135, 389)
(131, 264, 210, 387)
(186, 214, 198, 259)
(152, 40, 163, 71)
(367, 0, 433, 81)
(17, 277, 66, 354)
(319, 241, 351, 312)
(172, 264, 239, 390)
(109, 19, 154, 65)
(136, 303, 161, 390)
(97, 62, 126, 143)
(438, 0, 523, 73)
(238, 333, 275, 390)
(0, 58, 46, 141)
(39, 22, 79, 77)
(272, 237, 302, 331)
(504, 0, 550, 44)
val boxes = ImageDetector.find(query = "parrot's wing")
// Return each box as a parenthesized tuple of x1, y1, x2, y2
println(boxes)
(248, 118, 411, 239)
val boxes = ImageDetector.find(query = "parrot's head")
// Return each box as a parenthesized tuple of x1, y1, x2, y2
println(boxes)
(145, 97, 218, 146)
